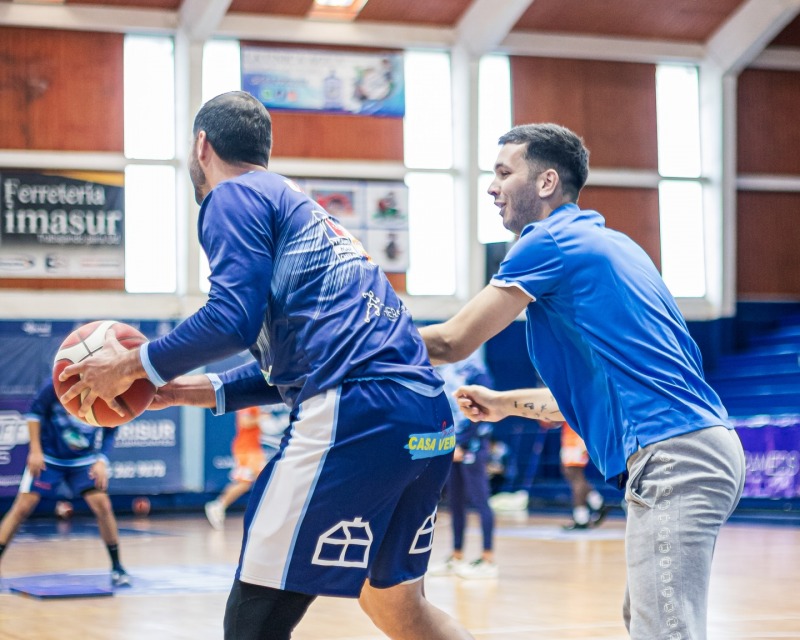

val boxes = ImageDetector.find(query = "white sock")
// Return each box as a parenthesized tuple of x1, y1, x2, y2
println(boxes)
(573, 505, 590, 525)
(587, 490, 604, 511)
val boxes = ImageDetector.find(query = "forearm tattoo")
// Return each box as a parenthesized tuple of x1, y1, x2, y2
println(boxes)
(513, 396, 561, 420)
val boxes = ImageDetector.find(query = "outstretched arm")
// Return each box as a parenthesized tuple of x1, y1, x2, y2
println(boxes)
(420, 284, 530, 364)
(456, 385, 563, 423)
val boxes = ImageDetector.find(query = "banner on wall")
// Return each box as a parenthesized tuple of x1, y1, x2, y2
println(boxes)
(241, 46, 405, 117)
(301, 179, 410, 272)
(0, 171, 125, 279)
(733, 415, 800, 499)
(0, 320, 181, 497)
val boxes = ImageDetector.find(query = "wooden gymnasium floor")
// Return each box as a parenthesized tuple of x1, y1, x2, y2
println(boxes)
(0, 509, 798, 640)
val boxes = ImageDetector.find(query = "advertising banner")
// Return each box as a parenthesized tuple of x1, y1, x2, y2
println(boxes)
(241, 46, 405, 117)
(0, 320, 180, 497)
(733, 415, 800, 499)
(0, 171, 125, 279)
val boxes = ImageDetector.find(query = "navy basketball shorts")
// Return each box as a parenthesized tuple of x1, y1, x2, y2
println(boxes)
(235, 378, 456, 598)
(20, 462, 97, 498)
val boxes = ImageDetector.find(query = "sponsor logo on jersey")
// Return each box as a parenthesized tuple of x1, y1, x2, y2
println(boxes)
(312, 209, 373, 263)
(405, 425, 456, 460)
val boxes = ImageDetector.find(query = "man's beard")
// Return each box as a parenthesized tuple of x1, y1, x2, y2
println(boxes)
(189, 154, 207, 206)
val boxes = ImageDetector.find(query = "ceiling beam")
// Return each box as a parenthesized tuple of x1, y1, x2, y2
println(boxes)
(500, 31, 705, 64)
(178, 0, 232, 42)
(0, 2, 175, 34)
(216, 14, 454, 49)
(455, 0, 533, 56)
(705, 0, 800, 74)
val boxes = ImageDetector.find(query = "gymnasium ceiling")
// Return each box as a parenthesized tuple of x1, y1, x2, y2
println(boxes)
(1, 0, 799, 67)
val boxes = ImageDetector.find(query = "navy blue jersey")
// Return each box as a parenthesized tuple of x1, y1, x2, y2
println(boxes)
(492, 203, 730, 481)
(26, 382, 115, 466)
(144, 171, 440, 409)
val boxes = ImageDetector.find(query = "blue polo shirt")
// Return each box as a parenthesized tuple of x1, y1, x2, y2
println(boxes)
(491, 203, 730, 482)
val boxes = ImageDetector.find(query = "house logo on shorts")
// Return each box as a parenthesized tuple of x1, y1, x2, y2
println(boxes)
(405, 425, 456, 460)
(409, 510, 437, 554)
(312, 517, 373, 568)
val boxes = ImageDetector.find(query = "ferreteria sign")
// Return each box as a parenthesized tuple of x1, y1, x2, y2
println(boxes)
(0, 171, 125, 279)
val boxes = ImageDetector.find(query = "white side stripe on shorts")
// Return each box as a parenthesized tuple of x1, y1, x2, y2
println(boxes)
(239, 387, 339, 589)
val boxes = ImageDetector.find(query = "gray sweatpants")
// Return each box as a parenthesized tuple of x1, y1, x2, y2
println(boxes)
(623, 426, 745, 640)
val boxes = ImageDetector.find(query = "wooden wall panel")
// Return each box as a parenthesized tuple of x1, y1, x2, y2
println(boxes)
(510, 57, 658, 170)
(736, 191, 800, 299)
(579, 186, 661, 270)
(270, 112, 403, 161)
(737, 69, 800, 174)
(0, 28, 123, 152)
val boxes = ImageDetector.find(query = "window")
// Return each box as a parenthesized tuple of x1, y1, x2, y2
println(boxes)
(478, 55, 513, 245)
(405, 172, 456, 295)
(655, 65, 705, 298)
(123, 36, 177, 293)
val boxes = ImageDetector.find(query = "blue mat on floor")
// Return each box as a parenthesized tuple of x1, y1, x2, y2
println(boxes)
(4, 572, 114, 599)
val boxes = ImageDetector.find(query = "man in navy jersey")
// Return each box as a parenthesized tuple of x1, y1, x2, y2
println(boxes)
(59, 92, 473, 640)
(420, 123, 746, 640)
(0, 380, 130, 587)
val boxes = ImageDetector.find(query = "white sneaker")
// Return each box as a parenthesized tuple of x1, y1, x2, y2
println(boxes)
(456, 559, 499, 580)
(111, 569, 132, 588)
(427, 556, 466, 576)
(204, 500, 226, 530)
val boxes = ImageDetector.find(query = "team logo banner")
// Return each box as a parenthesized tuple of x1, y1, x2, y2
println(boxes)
(0, 171, 125, 279)
(733, 416, 800, 499)
(241, 46, 405, 117)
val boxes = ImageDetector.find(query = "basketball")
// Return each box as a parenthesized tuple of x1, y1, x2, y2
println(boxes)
(132, 496, 151, 517)
(53, 320, 156, 427)
(54, 500, 74, 520)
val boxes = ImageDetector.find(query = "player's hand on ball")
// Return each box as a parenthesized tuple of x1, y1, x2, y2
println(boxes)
(59, 327, 141, 419)
(54, 321, 155, 427)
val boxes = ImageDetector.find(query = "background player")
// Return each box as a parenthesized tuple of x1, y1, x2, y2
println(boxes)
(59, 91, 473, 640)
(428, 352, 498, 579)
(205, 403, 289, 530)
(0, 380, 130, 587)
(552, 422, 608, 530)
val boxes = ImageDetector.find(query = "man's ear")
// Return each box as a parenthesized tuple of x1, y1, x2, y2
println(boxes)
(538, 168, 560, 198)
(195, 131, 211, 163)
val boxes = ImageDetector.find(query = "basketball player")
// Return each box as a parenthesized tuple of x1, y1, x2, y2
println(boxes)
(204, 403, 288, 530)
(420, 123, 746, 639)
(59, 92, 472, 640)
(0, 380, 131, 587)
(554, 422, 608, 530)
(428, 352, 498, 579)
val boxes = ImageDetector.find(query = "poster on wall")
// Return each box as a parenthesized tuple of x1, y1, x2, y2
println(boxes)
(241, 46, 405, 117)
(0, 171, 125, 280)
(305, 180, 409, 272)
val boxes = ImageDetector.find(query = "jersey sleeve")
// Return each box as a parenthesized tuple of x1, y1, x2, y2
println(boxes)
(490, 225, 564, 300)
(214, 360, 284, 414)
(145, 182, 276, 383)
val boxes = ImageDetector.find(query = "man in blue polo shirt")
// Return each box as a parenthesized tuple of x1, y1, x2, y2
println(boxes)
(421, 123, 745, 640)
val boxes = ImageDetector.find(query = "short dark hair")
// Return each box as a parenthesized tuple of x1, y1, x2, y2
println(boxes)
(193, 91, 272, 168)
(498, 123, 589, 200)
